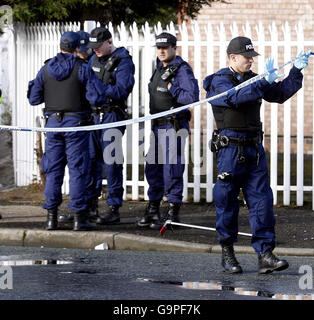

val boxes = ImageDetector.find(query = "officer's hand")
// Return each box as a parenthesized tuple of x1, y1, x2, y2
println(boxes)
(264, 57, 285, 84)
(294, 50, 311, 70)
(167, 82, 172, 90)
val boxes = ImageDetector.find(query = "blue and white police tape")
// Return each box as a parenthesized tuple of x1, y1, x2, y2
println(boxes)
(1, 51, 313, 133)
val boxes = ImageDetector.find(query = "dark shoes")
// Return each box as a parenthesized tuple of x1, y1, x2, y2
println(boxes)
(73, 211, 96, 231)
(57, 199, 120, 227)
(137, 201, 161, 228)
(46, 209, 58, 230)
(85, 198, 108, 225)
(97, 205, 120, 225)
(221, 244, 243, 274)
(258, 250, 289, 274)
(138, 202, 181, 230)
(58, 211, 74, 223)
(150, 202, 181, 230)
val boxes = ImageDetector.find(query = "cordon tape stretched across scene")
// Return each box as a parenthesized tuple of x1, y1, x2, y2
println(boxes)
(0, 52, 313, 133)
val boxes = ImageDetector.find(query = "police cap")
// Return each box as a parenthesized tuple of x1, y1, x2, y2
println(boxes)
(77, 30, 90, 52)
(155, 32, 177, 47)
(227, 36, 259, 57)
(88, 27, 112, 49)
(60, 31, 81, 49)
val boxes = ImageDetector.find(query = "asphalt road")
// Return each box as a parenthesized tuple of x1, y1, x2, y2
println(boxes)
(0, 245, 314, 304)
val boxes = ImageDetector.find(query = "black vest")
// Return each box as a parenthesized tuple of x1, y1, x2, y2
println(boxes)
(44, 60, 89, 112)
(149, 67, 179, 114)
(92, 55, 122, 85)
(211, 72, 262, 131)
(92, 55, 128, 109)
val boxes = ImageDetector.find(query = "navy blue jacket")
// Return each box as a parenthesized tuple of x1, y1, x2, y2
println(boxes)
(27, 53, 104, 107)
(203, 66, 303, 108)
(87, 47, 135, 107)
(151, 55, 199, 107)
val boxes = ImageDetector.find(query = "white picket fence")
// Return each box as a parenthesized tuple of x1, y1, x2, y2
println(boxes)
(2, 20, 314, 208)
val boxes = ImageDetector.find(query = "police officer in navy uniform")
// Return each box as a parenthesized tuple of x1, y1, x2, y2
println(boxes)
(57, 30, 95, 225)
(137, 32, 199, 229)
(203, 36, 310, 274)
(85, 27, 135, 224)
(27, 31, 105, 231)
(77, 30, 93, 62)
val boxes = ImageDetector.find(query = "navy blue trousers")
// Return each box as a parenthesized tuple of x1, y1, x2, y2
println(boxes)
(42, 115, 89, 212)
(145, 121, 189, 205)
(86, 112, 125, 207)
(214, 129, 275, 255)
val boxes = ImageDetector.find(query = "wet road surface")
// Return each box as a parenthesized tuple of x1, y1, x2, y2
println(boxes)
(0, 245, 313, 301)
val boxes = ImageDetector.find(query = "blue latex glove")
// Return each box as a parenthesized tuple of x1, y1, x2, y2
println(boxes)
(294, 50, 311, 70)
(264, 57, 285, 84)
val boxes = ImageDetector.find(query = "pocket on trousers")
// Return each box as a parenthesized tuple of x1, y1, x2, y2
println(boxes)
(41, 152, 50, 174)
(72, 152, 89, 176)
(256, 197, 275, 228)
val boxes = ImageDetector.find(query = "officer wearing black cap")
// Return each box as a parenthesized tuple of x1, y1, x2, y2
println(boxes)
(203, 36, 310, 274)
(226, 36, 258, 57)
(85, 27, 135, 225)
(137, 32, 199, 229)
(27, 31, 106, 232)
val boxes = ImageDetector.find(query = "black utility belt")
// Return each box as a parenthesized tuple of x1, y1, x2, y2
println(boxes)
(92, 105, 129, 121)
(46, 112, 93, 125)
(152, 114, 189, 127)
(210, 131, 263, 152)
(209, 130, 263, 165)
(223, 135, 262, 146)
(92, 106, 117, 114)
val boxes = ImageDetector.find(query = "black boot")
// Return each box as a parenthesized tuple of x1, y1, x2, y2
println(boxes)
(167, 202, 180, 223)
(221, 244, 243, 274)
(58, 211, 74, 223)
(150, 202, 180, 229)
(99, 205, 120, 225)
(46, 209, 58, 230)
(73, 211, 96, 231)
(258, 250, 289, 274)
(86, 197, 106, 224)
(137, 201, 160, 228)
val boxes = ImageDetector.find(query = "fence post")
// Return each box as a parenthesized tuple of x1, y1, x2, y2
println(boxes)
(296, 21, 305, 206)
(192, 21, 201, 202)
(142, 22, 153, 201)
(179, 21, 190, 201)
(282, 21, 292, 206)
(129, 22, 140, 200)
(269, 21, 279, 205)
(205, 22, 214, 202)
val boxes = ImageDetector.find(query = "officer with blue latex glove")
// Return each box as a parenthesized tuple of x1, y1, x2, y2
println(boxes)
(203, 36, 309, 275)
(294, 50, 311, 70)
(265, 57, 285, 84)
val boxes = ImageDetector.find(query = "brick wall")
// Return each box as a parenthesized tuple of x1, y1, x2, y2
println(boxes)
(193, 0, 314, 154)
